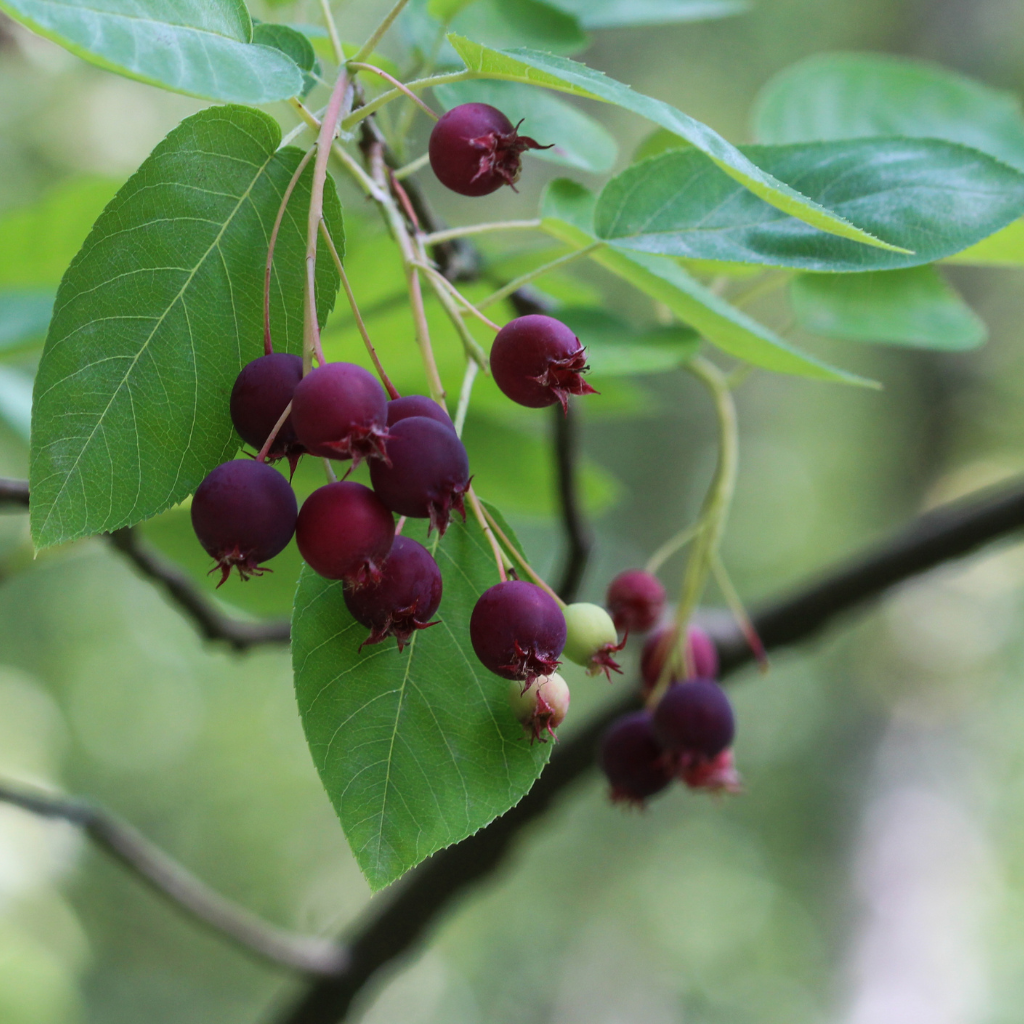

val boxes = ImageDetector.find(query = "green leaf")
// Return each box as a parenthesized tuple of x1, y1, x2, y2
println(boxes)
(0, 290, 53, 355)
(546, 0, 747, 29)
(0, 0, 304, 103)
(594, 141, 1024, 272)
(633, 128, 691, 163)
(753, 52, 1024, 172)
(434, 80, 616, 173)
(790, 267, 986, 351)
(252, 21, 319, 97)
(541, 179, 870, 384)
(944, 218, 1024, 266)
(29, 106, 343, 550)
(451, 0, 587, 54)
(448, 35, 906, 253)
(292, 512, 551, 891)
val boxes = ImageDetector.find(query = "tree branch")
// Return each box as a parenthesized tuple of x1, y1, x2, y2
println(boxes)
(275, 474, 1024, 1024)
(0, 477, 29, 506)
(0, 779, 346, 975)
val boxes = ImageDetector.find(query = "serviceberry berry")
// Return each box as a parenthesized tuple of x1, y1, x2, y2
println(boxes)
(191, 460, 297, 586)
(640, 624, 719, 696)
(652, 679, 735, 760)
(230, 352, 305, 471)
(428, 103, 550, 197)
(369, 416, 470, 536)
(296, 481, 395, 587)
(600, 710, 673, 806)
(606, 569, 665, 634)
(343, 536, 443, 651)
(470, 580, 567, 687)
(386, 395, 454, 431)
(290, 362, 389, 465)
(508, 672, 570, 743)
(678, 748, 742, 794)
(491, 315, 597, 413)
(562, 602, 625, 679)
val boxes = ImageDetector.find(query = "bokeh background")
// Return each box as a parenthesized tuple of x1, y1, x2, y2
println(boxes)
(2, 0, 1024, 1020)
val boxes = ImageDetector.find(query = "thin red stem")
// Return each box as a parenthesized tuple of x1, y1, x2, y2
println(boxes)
(347, 63, 439, 121)
(256, 401, 293, 463)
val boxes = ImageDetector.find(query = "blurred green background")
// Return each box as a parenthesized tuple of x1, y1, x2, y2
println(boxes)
(3, 0, 1024, 1021)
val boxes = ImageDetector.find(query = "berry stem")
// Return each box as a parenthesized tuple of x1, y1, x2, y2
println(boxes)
(317, 0, 344, 63)
(322, 459, 338, 484)
(255, 401, 293, 464)
(644, 523, 699, 575)
(318, 220, 400, 399)
(420, 220, 544, 247)
(467, 488, 508, 582)
(414, 260, 500, 333)
(339, 70, 474, 133)
(416, 265, 490, 368)
(349, 0, 412, 64)
(477, 243, 603, 312)
(453, 360, 479, 438)
(347, 63, 440, 121)
(392, 153, 431, 181)
(265, 145, 316, 357)
(709, 552, 768, 671)
(478, 502, 567, 608)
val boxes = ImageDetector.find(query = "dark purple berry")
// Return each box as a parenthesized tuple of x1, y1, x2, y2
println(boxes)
(606, 569, 666, 635)
(640, 624, 719, 696)
(470, 580, 567, 687)
(230, 353, 305, 471)
(491, 315, 598, 413)
(343, 536, 443, 651)
(600, 710, 673, 806)
(295, 481, 395, 587)
(369, 416, 470, 536)
(290, 362, 389, 465)
(652, 679, 735, 759)
(386, 395, 454, 430)
(191, 460, 297, 585)
(428, 103, 551, 197)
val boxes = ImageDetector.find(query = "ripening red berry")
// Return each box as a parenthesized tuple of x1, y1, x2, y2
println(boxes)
(296, 481, 395, 587)
(343, 536, 443, 651)
(509, 672, 570, 743)
(652, 679, 735, 759)
(491, 315, 597, 413)
(606, 569, 666, 634)
(369, 416, 470, 536)
(470, 580, 567, 686)
(191, 460, 297, 586)
(230, 353, 305, 471)
(428, 103, 550, 197)
(640, 624, 719, 696)
(600, 710, 673, 806)
(386, 395, 454, 431)
(290, 362, 389, 465)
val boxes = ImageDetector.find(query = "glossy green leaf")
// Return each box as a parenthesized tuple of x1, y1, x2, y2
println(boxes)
(292, 512, 551, 892)
(790, 267, 986, 351)
(0, 290, 53, 355)
(0, 0, 304, 102)
(448, 35, 905, 252)
(542, 179, 870, 384)
(595, 141, 1024, 272)
(253, 21, 319, 96)
(434, 80, 616, 173)
(753, 52, 1024, 171)
(547, 0, 747, 29)
(30, 106, 343, 550)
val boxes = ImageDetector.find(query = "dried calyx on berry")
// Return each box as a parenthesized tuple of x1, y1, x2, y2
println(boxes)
(290, 362, 390, 466)
(191, 460, 297, 586)
(344, 536, 442, 651)
(606, 569, 665, 635)
(470, 580, 567, 687)
(491, 315, 598, 413)
(369, 415, 470, 535)
(508, 672, 570, 743)
(230, 353, 305, 473)
(562, 602, 625, 680)
(640, 623, 719, 697)
(600, 710, 673, 806)
(429, 103, 551, 197)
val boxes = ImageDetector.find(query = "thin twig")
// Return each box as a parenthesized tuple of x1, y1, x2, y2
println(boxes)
(479, 503, 565, 608)
(318, 0, 345, 64)
(419, 220, 544, 247)
(466, 487, 509, 581)
(551, 402, 594, 603)
(477, 244, 602, 312)
(0, 779, 345, 974)
(348, 63, 439, 121)
(349, 0, 413, 64)
(453, 360, 478, 438)
(392, 153, 431, 181)
(0, 477, 29, 506)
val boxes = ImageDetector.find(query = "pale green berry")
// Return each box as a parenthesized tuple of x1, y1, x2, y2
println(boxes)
(563, 602, 619, 672)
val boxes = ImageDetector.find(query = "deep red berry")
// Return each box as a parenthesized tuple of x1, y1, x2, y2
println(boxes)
(191, 460, 297, 585)
(640, 624, 719, 696)
(296, 481, 395, 587)
(491, 315, 598, 413)
(290, 362, 389, 465)
(470, 580, 567, 686)
(386, 395, 454, 431)
(229, 353, 305, 470)
(652, 679, 735, 759)
(509, 672, 570, 743)
(428, 103, 550, 197)
(606, 569, 666, 635)
(600, 710, 673, 806)
(369, 416, 470, 535)
(343, 536, 443, 651)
